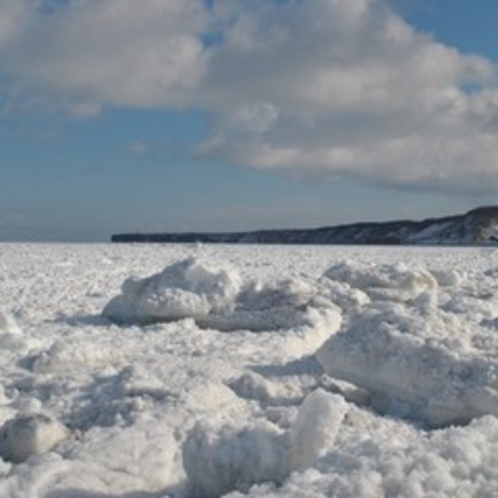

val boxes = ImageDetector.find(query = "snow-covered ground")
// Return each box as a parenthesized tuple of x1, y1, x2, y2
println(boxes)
(2, 242, 498, 497)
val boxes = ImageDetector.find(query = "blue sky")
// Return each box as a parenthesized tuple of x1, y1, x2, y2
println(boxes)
(1, 0, 498, 241)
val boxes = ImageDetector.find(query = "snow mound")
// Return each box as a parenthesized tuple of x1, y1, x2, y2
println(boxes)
(324, 261, 438, 302)
(0, 413, 69, 463)
(289, 389, 348, 471)
(183, 389, 349, 497)
(103, 258, 339, 332)
(316, 301, 498, 426)
(103, 257, 242, 326)
(183, 418, 288, 497)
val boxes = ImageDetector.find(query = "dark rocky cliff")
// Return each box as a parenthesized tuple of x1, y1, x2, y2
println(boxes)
(112, 206, 498, 246)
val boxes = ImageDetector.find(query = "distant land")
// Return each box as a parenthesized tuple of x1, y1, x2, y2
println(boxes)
(112, 206, 498, 246)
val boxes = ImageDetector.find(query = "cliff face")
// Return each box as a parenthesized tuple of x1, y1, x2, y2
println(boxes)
(112, 207, 498, 246)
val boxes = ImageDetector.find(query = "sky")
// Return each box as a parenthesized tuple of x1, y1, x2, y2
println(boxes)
(1, 0, 498, 242)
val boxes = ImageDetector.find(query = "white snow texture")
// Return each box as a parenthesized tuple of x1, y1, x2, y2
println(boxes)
(3, 244, 498, 497)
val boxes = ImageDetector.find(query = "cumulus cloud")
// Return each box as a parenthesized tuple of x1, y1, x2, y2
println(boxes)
(197, 0, 498, 192)
(0, 0, 209, 110)
(1, 0, 498, 193)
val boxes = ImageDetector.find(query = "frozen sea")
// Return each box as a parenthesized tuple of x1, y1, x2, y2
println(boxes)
(2, 242, 498, 497)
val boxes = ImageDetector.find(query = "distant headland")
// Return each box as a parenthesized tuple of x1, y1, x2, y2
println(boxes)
(111, 206, 498, 246)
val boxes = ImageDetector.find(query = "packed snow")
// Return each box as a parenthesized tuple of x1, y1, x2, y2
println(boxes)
(2, 242, 498, 496)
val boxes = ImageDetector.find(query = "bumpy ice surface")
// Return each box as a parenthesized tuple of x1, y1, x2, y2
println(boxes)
(2, 243, 498, 497)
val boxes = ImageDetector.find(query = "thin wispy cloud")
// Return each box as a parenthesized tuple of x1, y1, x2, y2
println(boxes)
(1, 0, 498, 194)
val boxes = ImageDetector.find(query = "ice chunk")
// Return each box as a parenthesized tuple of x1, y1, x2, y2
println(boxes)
(182, 380, 247, 416)
(324, 261, 438, 302)
(103, 258, 242, 326)
(429, 268, 464, 287)
(0, 414, 69, 463)
(316, 303, 498, 426)
(183, 418, 288, 497)
(228, 372, 281, 402)
(0, 310, 22, 335)
(183, 391, 348, 496)
(289, 389, 348, 470)
(103, 258, 339, 333)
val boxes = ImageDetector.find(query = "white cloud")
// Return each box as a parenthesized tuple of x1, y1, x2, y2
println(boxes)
(1, 0, 209, 109)
(197, 0, 498, 193)
(1, 0, 498, 194)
